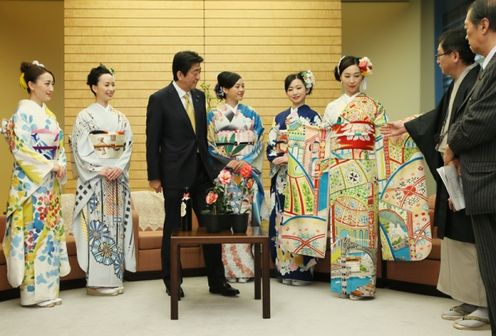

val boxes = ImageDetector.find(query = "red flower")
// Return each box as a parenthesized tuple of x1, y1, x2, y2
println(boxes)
(239, 163, 252, 178)
(205, 191, 219, 205)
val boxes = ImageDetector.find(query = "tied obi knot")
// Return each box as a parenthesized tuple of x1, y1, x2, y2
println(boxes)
(89, 130, 126, 159)
(331, 121, 375, 151)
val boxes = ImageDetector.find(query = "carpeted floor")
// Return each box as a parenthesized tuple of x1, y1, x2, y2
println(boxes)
(0, 277, 490, 336)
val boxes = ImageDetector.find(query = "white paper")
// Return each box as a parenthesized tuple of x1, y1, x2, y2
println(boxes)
(436, 165, 465, 211)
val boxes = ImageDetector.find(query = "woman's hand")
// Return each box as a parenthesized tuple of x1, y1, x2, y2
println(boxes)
(99, 167, 123, 181)
(272, 155, 288, 165)
(52, 163, 66, 180)
(226, 159, 246, 173)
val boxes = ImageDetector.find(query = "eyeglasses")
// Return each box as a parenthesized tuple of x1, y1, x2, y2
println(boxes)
(436, 51, 452, 58)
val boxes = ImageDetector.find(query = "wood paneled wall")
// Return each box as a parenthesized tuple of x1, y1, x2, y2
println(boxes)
(64, 0, 342, 192)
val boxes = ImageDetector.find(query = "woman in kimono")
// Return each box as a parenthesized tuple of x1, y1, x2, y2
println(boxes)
(1, 61, 70, 307)
(71, 64, 135, 296)
(266, 71, 321, 285)
(323, 56, 385, 300)
(207, 71, 265, 282)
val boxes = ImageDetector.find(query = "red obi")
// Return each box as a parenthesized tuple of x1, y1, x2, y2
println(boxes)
(331, 121, 375, 151)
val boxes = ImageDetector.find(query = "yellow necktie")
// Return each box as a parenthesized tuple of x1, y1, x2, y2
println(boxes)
(183, 92, 196, 133)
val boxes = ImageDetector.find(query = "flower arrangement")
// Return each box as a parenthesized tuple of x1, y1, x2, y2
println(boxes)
(205, 163, 254, 215)
(300, 70, 315, 89)
(358, 57, 373, 77)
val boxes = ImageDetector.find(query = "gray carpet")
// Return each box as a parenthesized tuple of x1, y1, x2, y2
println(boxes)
(0, 277, 490, 336)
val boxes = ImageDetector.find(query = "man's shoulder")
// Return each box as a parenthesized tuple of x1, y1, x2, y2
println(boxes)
(150, 83, 175, 98)
(191, 88, 205, 98)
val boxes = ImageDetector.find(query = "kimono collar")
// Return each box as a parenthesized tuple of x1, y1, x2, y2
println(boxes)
(90, 102, 113, 112)
(224, 103, 239, 114)
(19, 99, 46, 111)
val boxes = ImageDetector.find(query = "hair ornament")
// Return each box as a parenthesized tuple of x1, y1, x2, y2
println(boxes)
(32, 60, 45, 68)
(19, 73, 28, 90)
(214, 83, 225, 99)
(300, 70, 315, 89)
(358, 57, 373, 77)
(336, 55, 347, 77)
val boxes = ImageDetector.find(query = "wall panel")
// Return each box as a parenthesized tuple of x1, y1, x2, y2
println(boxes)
(64, 0, 341, 192)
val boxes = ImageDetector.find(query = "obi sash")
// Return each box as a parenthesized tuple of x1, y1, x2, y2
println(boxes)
(331, 121, 375, 151)
(32, 128, 59, 160)
(89, 130, 125, 159)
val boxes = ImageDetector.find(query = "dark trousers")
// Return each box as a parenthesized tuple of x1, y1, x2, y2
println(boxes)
(471, 213, 496, 335)
(161, 160, 225, 288)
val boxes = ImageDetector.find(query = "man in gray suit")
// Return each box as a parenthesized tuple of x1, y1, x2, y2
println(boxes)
(446, 0, 496, 333)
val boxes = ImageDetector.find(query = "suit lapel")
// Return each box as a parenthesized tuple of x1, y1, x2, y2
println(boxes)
(191, 89, 204, 129)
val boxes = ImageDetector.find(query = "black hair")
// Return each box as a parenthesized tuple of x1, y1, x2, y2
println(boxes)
(172, 50, 204, 81)
(214, 71, 242, 99)
(20, 61, 54, 94)
(284, 72, 313, 95)
(468, 0, 496, 32)
(439, 28, 475, 65)
(333, 56, 360, 81)
(86, 64, 114, 96)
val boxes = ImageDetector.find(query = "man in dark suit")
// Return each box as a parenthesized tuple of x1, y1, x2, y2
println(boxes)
(146, 50, 239, 297)
(445, 1, 496, 333)
(383, 28, 487, 330)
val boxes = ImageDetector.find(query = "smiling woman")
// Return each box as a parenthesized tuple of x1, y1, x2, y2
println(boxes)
(1, 61, 69, 308)
(70, 64, 136, 297)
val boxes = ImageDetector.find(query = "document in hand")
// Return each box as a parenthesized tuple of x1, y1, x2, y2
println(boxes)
(436, 164, 466, 211)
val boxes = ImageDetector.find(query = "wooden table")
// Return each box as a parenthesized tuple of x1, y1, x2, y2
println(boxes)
(170, 226, 271, 319)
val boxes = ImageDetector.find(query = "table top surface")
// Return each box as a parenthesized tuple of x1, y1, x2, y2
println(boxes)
(171, 226, 268, 242)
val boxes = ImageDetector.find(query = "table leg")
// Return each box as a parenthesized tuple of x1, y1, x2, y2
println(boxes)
(262, 240, 271, 318)
(254, 243, 261, 300)
(170, 239, 179, 320)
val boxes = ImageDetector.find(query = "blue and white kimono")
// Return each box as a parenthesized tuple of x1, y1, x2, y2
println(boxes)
(71, 103, 135, 289)
(207, 103, 264, 280)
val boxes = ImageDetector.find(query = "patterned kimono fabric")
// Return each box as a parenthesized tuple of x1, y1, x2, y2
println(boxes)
(266, 105, 321, 283)
(1, 99, 70, 305)
(327, 94, 386, 299)
(327, 94, 431, 299)
(207, 103, 265, 280)
(71, 103, 135, 288)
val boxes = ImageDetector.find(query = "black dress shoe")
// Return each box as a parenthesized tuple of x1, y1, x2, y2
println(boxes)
(209, 282, 240, 297)
(166, 286, 185, 299)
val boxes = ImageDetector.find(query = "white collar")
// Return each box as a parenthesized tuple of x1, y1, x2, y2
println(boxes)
(173, 81, 189, 98)
(482, 45, 496, 69)
(454, 62, 478, 85)
(225, 103, 238, 113)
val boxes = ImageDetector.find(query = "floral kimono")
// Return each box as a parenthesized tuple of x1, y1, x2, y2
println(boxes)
(266, 104, 321, 283)
(1, 99, 70, 305)
(71, 103, 135, 288)
(207, 103, 264, 280)
(324, 93, 431, 299)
